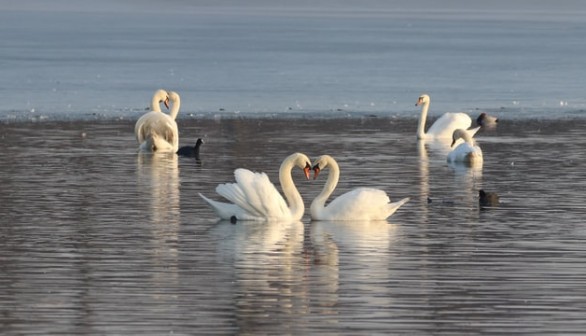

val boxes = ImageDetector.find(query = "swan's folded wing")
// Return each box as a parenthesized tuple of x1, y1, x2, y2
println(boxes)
(233, 169, 289, 218)
(426, 112, 472, 139)
(216, 180, 263, 218)
(325, 188, 391, 220)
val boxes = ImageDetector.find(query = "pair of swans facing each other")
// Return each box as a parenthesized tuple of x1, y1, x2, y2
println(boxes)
(199, 153, 410, 222)
(135, 89, 181, 153)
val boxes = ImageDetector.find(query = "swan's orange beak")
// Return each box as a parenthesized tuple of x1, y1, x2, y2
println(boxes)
(164, 97, 170, 109)
(303, 163, 311, 180)
(312, 164, 321, 180)
(415, 97, 422, 106)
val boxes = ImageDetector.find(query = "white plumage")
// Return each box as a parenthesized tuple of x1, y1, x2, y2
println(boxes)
(447, 129, 484, 165)
(416, 94, 479, 140)
(199, 153, 312, 221)
(310, 155, 409, 221)
(135, 90, 181, 153)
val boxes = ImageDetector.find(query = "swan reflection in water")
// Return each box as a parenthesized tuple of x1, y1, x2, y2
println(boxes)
(211, 220, 306, 331)
(309, 220, 398, 315)
(419, 138, 483, 209)
(137, 152, 180, 285)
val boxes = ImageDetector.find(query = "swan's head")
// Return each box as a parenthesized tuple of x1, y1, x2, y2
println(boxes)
(451, 129, 467, 147)
(285, 152, 311, 180)
(311, 155, 333, 180)
(153, 89, 170, 110)
(168, 91, 180, 103)
(415, 94, 430, 106)
(195, 138, 204, 148)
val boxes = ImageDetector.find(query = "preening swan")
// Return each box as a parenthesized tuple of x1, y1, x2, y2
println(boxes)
(447, 129, 483, 165)
(139, 132, 176, 152)
(135, 90, 181, 152)
(310, 155, 409, 221)
(199, 153, 312, 221)
(415, 94, 480, 140)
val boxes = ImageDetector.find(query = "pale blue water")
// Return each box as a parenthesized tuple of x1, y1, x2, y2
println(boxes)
(1, 3, 586, 121)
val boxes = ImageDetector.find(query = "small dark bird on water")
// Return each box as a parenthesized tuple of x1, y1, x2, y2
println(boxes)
(177, 138, 204, 159)
(479, 189, 499, 207)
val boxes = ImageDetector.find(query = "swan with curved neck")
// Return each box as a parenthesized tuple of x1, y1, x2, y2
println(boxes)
(199, 153, 312, 221)
(416, 94, 479, 140)
(135, 89, 180, 152)
(310, 155, 409, 221)
(447, 129, 483, 165)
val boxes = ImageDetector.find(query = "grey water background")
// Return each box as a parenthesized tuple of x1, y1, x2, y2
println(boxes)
(2, 1, 586, 335)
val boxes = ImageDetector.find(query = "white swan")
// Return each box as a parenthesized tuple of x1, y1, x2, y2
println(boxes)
(310, 155, 409, 221)
(135, 90, 180, 152)
(447, 129, 483, 165)
(416, 94, 480, 140)
(139, 132, 177, 152)
(199, 153, 312, 221)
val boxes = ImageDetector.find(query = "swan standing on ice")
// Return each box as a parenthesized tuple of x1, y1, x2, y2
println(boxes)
(415, 94, 479, 140)
(447, 129, 483, 165)
(310, 155, 409, 221)
(199, 153, 312, 221)
(135, 90, 181, 153)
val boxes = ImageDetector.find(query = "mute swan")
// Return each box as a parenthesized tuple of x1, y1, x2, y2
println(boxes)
(415, 94, 480, 140)
(177, 138, 203, 159)
(476, 112, 499, 127)
(447, 129, 483, 165)
(139, 132, 176, 152)
(135, 90, 180, 152)
(310, 155, 409, 221)
(199, 153, 312, 221)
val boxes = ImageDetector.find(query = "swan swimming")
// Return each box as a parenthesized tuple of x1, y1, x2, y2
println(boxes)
(310, 155, 409, 221)
(199, 153, 312, 221)
(135, 90, 181, 153)
(415, 94, 480, 140)
(447, 129, 483, 165)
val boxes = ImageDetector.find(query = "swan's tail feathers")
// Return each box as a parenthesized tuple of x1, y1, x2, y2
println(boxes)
(386, 197, 410, 218)
(199, 193, 243, 220)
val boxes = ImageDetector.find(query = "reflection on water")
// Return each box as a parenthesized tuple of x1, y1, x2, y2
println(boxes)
(137, 153, 180, 287)
(1, 118, 586, 334)
(212, 220, 305, 333)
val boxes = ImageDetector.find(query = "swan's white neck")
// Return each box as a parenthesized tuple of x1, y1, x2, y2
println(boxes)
(169, 94, 180, 120)
(151, 94, 163, 112)
(310, 156, 340, 219)
(279, 155, 305, 220)
(417, 101, 429, 139)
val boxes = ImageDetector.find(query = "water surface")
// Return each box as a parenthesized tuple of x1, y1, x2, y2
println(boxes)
(1, 117, 585, 334)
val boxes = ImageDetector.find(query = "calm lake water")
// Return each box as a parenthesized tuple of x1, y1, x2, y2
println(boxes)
(1, 116, 586, 335)
(1, 2, 586, 334)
